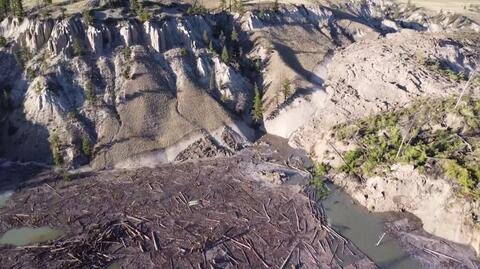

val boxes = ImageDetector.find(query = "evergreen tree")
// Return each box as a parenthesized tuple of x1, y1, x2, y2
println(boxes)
(209, 69, 216, 92)
(0, 0, 10, 18)
(73, 39, 83, 57)
(0, 36, 6, 48)
(202, 30, 209, 45)
(221, 46, 229, 63)
(233, 0, 244, 13)
(130, 0, 140, 12)
(219, 0, 226, 10)
(252, 83, 263, 122)
(282, 79, 291, 101)
(231, 27, 238, 42)
(208, 40, 214, 52)
(138, 8, 151, 22)
(82, 136, 91, 156)
(124, 46, 131, 61)
(272, 0, 279, 12)
(219, 31, 225, 44)
(259, 9, 265, 19)
(12, 0, 23, 17)
(83, 9, 94, 25)
(85, 81, 95, 104)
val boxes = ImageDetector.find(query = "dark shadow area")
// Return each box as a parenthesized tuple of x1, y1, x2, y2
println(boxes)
(272, 41, 323, 86)
(0, 162, 49, 194)
(0, 53, 53, 193)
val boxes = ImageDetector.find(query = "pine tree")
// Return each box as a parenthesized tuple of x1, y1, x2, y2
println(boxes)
(209, 68, 216, 92)
(124, 46, 131, 61)
(259, 9, 265, 19)
(219, 0, 226, 10)
(272, 0, 279, 12)
(83, 9, 94, 25)
(233, 0, 244, 13)
(130, 0, 140, 12)
(12, 0, 23, 17)
(282, 79, 291, 101)
(202, 30, 209, 45)
(82, 136, 91, 157)
(219, 31, 225, 44)
(73, 39, 83, 57)
(252, 83, 263, 122)
(221, 46, 229, 63)
(231, 27, 239, 42)
(208, 40, 214, 52)
(0, 0, 10, 18)
(0, 36, 6, 48)
(85, 81, 95, 104)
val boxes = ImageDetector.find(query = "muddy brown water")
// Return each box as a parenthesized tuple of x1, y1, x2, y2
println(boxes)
(323, 184, 422, 269)
(0, 227, 63, 246)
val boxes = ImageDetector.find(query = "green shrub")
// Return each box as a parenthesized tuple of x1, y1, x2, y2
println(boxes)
(339, 149, 362, 174)
(314, 162, 331, 177)
(443, 159, 475, 193)
(402, 145, 427, 167)
(421, 57, 466, 82)
(310, 162, 331, 197)
(0, 36, 6, 48)
(179, 48, 189, 57)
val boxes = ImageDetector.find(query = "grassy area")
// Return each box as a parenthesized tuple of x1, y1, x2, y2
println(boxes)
(419, 56, 467, 82)
(396, 0, 480, 22)
(331, 97, 480, 200)
(309, 161, 330, 197)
